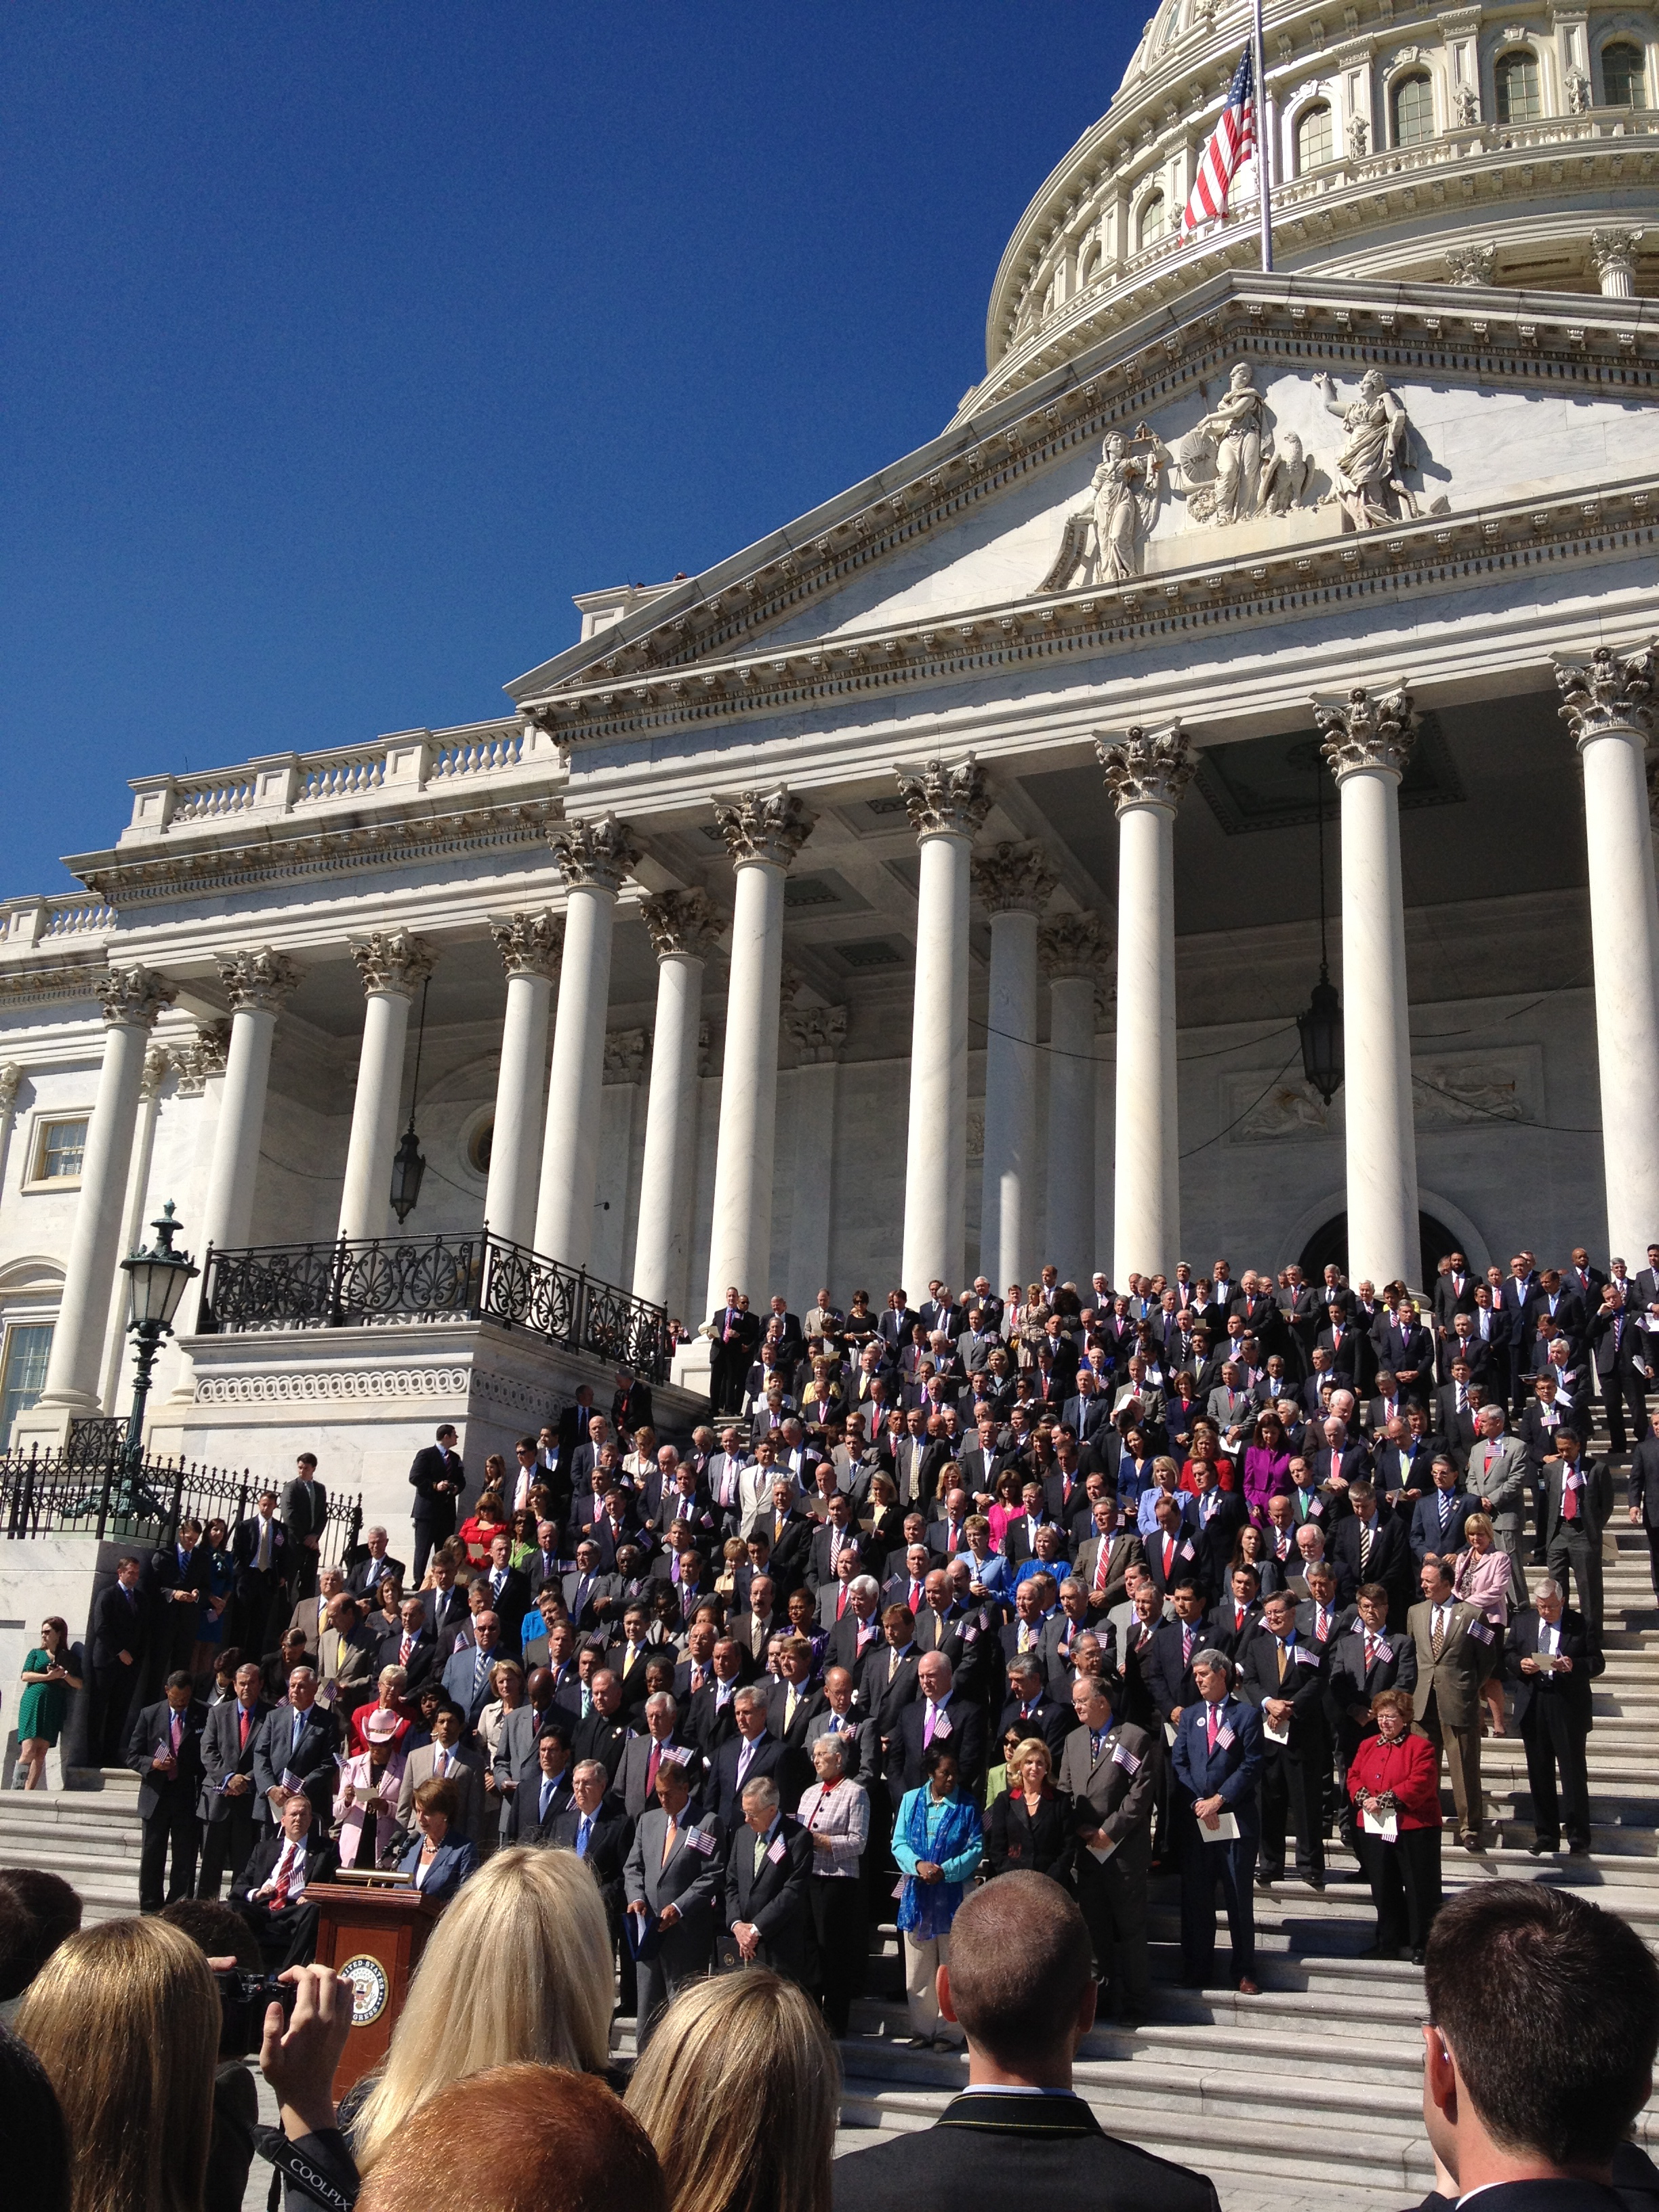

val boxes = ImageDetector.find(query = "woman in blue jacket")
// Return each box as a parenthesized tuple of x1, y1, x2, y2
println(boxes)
(398, 1775, 479, 1904)
(892, 1744, 983, 2050)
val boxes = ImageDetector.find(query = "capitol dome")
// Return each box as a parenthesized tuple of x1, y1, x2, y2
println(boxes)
(965, 0, 1658, 417)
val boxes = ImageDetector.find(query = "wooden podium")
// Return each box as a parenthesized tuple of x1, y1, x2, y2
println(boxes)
(311, 1877, 445, 2094)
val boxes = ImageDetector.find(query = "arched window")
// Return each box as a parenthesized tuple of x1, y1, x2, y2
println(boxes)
(1079, 241, 1102, 287)
(1297, 102, 1334, 171)
(1601, 41, 1647, 106)
(1494, 49, 1543, 123)
(1139, 192, 1167, 249)
(1392, 71, 1435, 146)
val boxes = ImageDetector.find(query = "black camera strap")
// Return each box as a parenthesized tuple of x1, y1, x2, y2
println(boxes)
(253, 2125, 359, 2211)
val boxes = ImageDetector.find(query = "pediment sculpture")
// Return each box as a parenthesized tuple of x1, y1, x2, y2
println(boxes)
(1039, 424, 1171, 590)
(1313, 369, 1445, 531)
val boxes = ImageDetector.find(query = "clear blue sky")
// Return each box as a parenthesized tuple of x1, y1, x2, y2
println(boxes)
(2, 5, 1140, 890)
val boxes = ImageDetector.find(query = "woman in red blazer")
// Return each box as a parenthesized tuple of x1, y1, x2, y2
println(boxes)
(1347, 1688, 1443, 1963)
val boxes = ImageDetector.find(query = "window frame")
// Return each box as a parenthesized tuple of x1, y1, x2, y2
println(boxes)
(21, 1111, 91, 1193)
(1296, 101, 1335, 173)
(1599, 39, 1647, 108)
(0, 1318, 55, 1446)
(1494, 47, 1544, 125)
(1391, 70, 1437, 148)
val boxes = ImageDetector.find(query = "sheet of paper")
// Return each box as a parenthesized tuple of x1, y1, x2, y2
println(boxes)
(1087, 1835, 1119, 1863)
(1361, 1809, 1399, 1841)
(1263, 1719, 1290, 1746)
(1198, 1810, 1240, 1842)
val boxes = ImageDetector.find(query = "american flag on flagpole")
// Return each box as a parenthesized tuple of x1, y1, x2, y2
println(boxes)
(1181, 47, 1257, 232)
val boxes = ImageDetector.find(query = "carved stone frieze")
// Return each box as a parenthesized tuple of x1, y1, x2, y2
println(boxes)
(1096, 725, 1195, 814)
(1443, 241, 1496, 287)
(1312, 684, 1418, 779)
(971, 841, 1056, 915)
(172, 1022, 232, 1097)
(550, 813, 642, 893)
(1312, 369, 1438, 531)
(895, 756, 991, 841)
(602, 1028, 649, 1084)
(489, 910, 565, 981)
(710, 788, 815, 869)
(784, 1004, 848, 1065)
(642, 888, 722, 963)
(97, 964, 178, 1030)
(1555, 642, 1657, 746)
(350, 930, 437, 999)
(197, 1366, 472, 1405)
(1038, 912, 1105, 982)
(1041, 426, 1170, 588)
(216, 945, 305, 1013)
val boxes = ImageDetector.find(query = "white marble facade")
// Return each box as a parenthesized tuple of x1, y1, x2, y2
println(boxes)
(1, 0, 1658, 1542)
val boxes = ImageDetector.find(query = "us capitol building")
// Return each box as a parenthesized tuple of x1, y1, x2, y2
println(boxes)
(3, 0, 1657, 1541)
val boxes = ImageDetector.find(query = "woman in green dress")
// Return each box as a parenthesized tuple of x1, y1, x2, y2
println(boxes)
(17, 1616, 81, 1789)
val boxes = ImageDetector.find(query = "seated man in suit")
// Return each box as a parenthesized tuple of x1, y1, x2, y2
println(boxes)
(230, 1790, 338, 1969)
(1419, 1883, 1659, 2212)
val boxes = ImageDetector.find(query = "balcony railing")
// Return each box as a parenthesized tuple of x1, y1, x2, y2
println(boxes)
(3, 1437, 363, 1557)
(196, 1229, 672, 1384)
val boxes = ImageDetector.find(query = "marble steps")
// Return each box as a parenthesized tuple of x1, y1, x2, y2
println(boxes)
(0, 1786, 144, 1919)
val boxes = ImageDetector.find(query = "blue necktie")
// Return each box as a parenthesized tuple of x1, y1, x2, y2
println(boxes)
(576, 1814, 592, 1858)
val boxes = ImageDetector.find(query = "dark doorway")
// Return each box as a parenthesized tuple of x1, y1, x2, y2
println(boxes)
(1299, 1211, 1462, 1291)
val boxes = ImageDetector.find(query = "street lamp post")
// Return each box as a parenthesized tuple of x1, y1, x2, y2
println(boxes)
(112, 1202, 199, 1527)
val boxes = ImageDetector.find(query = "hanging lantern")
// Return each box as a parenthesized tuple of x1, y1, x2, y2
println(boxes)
(389, 977, 430, 1225)
(1298, 973, 1343, 1103)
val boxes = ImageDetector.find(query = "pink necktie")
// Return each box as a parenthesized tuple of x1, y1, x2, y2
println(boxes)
(1206, 1708, 1218, 1753)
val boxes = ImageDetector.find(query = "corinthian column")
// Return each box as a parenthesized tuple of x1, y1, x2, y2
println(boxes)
(1311, 684, 1421, 1289)
(1040, 912, 1104, 1288)
(703, 790, 815, 1315)
(1591, 228, 1644, 299)
(1098, 727, 1192, 1284)
(199, 949, 305, 1267)
(338, 931, 436, 1242)
(485, 912, 562, 1251)
(27, 964, 179, 1432)
(971, 842, 1054, 1294)
(535, 817, 640, 1270)
(783, 1001, 848, 1312)
(1555, 643, 1659, 1258)
(634, 890, 720, 1317)
(897, 756, 991, 1297)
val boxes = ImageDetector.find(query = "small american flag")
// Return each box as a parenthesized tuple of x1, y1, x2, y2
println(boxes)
(1183, 47, 1256, 232)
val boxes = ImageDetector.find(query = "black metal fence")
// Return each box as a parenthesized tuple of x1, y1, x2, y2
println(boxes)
(197, 1227, 671, 1382)
(1, 1439, 363, 1559)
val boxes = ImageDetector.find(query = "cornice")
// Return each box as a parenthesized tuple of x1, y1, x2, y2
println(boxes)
(68, 793, 563, 909)
(0, 958, 108, 1008)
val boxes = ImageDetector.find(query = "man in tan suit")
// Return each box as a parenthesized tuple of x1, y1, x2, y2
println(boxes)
(1408, 1555, 1499, 1850)
(286, 1565, 347, 1654)
(316, 1592, 377, 1708)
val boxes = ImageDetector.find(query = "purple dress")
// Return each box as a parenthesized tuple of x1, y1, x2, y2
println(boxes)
(1242, 1447, 1291, 1525)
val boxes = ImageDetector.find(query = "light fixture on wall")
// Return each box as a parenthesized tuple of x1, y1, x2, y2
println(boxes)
(1298, 750, 1343, 1105)
(390, 977, 430, 1225)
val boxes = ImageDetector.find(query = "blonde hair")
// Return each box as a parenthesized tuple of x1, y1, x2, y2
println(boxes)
(17, 1916, 218, 2212)
(1008, 1736, 1052, 1777)
(1463, 1513, 1494, 1542)
(352, 1846, 614, 2172)
(626, 1971, 838, 2212)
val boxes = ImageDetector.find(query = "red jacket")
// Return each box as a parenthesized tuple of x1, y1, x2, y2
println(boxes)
(1346, 1729, 1441, 1830)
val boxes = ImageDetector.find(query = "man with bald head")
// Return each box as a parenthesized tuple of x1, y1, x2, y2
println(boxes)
(832, 1874, 1218, 2211)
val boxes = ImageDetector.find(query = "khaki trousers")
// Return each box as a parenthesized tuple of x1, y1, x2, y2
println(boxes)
(1423, 1695, 1482, 1843)
(902, 1929, 964, 2045)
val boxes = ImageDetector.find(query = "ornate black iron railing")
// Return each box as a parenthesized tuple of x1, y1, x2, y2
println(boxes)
(2, 1439, 362, 1558)
(197, 1229, 671, 1383)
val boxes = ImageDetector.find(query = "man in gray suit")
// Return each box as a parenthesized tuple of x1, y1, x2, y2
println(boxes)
(1541, 1429, 1615, 1633)
(1465, 1405, 1530, 1591)
(623, 1759, 724, 2047)
(396, 1702, 485, 1845)
(1055, 1672, 1158, 2026)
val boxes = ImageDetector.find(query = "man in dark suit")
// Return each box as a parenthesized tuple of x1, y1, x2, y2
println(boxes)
(999, 1656, 1073, 1760)
(1410, 1457, 1479, 1565)
(441, 1611, 508, 1727)
(408, 1423, 467, 1584)
(127, 1669, 208, 1910)
(90, 1553, 150, 1765)
(886, 1651, 987, 1805)
(510, 1725, 577, 1841)
(344, 1523, 405, 1601)
(1141, 1584, 1212, 1734)
(1055, 1672, 1159, 2026)
(708, 1288, 761, 1416)
(1330, 1480, 1414, 1628)
(230, 1791, 339, 1969)
(1507, 1580, 1602, 1856)
(571, 1669, 630, 1783)
(624, 1759, 725, 2047)
(230, 1492, 290, 1666)
(1591, 1285, 1652, 1456)
(281, 1455, 328, 1602)
(1237, 1589, 1330, 1889)
(1541, 1429, 1614, 1635)
(712, 1687, 808, 1819)
(616, 1695, 703, 1817)
(150, 1520, 213, 1677)
(1374, 1297, 1435, 1406)
(832, 1872, 1220, 2212)
(1170, 1650, 1263, 1994)
(251, 1664, 338, 1832)
(195, 1658, 269, 1898)
(476, 1535, 533, 1645)
(1630, 1412, 1659, 1600)
(724, 1774, 813, 1983)
(377, 1594, 441, 1693)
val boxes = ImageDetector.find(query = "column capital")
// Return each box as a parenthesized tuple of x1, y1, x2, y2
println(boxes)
(1555, 640, 1657, 747)
(0, 1063, 22, 1120)
(1591, 227, 1644, 287)
(641, 887, 722, 962)
(1443, 242, 1496, 287)
(785, 1003, 848, 1064)
(172, 1021, 231, 1098)
(96, 964, 178, 1030)
(216, 945, 306, 1013)
(141, 1043, 176, 1102)
(971, 840, 1055, 915)
(711, 787, 815, 869)
(895, 755, 991, 841)
(551, 812, 641, 892)
(1039, 910, 1106, 981)
(1095, 724, 1195, 814)
(603, 1027, 649, 1084)
(1311, 684, 1418, 779)
(489, 909, 565, 980)
(350, 928, 437, 999)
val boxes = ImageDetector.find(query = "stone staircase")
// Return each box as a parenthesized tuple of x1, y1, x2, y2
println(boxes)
(0, 1768, 144, 1921)
(832, 1513, 1659, 2209)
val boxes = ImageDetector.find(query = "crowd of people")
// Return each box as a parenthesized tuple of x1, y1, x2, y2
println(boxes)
(9, 1245, 1659, 2207)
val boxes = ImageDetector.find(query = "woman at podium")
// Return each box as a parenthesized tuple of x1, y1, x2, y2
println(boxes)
(397, 1776, 478, 1903)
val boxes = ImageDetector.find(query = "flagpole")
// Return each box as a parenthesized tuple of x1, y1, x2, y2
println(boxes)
(1253, 0, 1273, 272)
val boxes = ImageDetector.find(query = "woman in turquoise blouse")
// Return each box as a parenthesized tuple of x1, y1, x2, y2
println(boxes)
(892, 1744, 983, 2049)
(16, 1616, 81, 1790)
